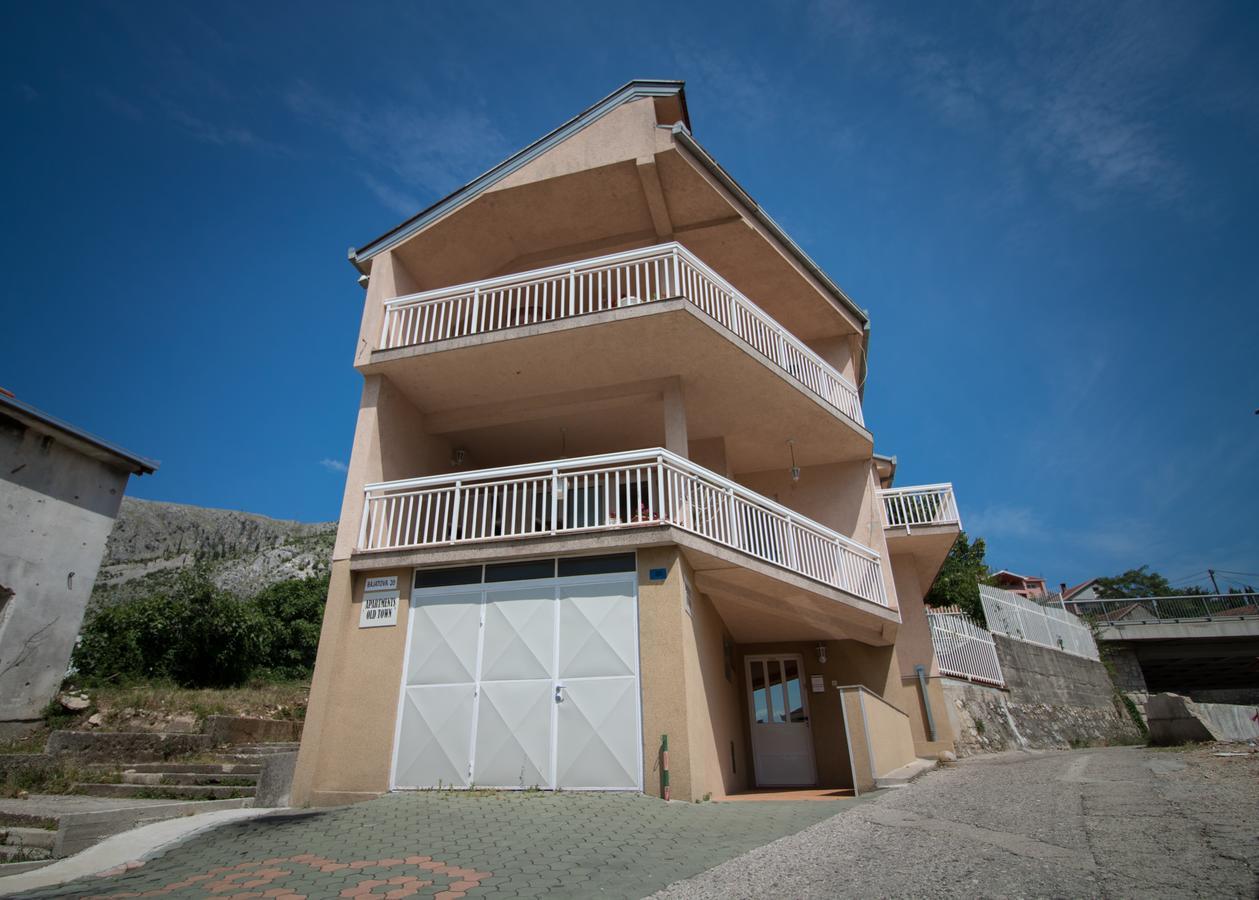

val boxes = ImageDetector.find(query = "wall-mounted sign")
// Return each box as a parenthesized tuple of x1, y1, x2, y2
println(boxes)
(811, 675, 825, 693)
(360, 592, 399, 628)
(360, 575, 400, 628)
(649, 568, 667, 581)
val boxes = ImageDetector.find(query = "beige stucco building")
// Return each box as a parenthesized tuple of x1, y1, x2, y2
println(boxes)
(293, 81, 964, 805)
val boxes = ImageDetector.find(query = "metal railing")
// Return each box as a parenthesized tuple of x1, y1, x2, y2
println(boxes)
(1064, 594, 1258, 624)
(879, 484, 961, 530)
(979, 585, 1099, 660)
(378, 243, 864, 425)
(927, 612, 1005, 686)
(358, 448, 888, 608)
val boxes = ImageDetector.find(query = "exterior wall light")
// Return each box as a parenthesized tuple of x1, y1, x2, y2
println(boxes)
(816, 642, 828, 664)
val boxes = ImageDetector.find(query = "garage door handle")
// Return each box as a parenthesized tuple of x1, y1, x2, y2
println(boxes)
(555, 684, 566, 703)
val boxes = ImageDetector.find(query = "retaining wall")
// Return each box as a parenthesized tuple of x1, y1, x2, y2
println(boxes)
(943, 635, 1141, 755)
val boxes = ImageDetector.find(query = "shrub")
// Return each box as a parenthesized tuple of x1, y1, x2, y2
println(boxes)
(74, 568, 268, 688)
(252, 575, 328, 679)
(73, 569, 327, 688)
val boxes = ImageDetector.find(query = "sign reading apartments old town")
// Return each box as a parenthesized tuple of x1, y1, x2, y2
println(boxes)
(359, 576, 399, 628)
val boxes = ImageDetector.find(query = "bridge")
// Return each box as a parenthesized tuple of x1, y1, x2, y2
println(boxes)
(1064, 595, 1259, 697)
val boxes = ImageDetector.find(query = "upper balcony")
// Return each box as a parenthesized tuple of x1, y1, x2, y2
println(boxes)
(367, 244, 868, 469)
(878, 483, 961, 586)
(353, 448, 897, 644)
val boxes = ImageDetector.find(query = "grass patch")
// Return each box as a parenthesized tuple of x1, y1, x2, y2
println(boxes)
(80, 679, 310, 726)
(0, 728, 50, 756)
(0, 813, 58, 831)
(1, 762, 83, 798)
(125, 787, 252, 801)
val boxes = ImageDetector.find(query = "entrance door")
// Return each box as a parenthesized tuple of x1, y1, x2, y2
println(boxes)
(746, 654, 817, 787)
(393, 571, 641, 791)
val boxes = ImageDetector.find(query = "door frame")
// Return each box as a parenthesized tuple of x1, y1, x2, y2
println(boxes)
(389, 568, 645, 792)
(744, 652, 818, 787)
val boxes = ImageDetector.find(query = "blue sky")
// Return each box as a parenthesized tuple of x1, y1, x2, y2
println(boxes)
(3, 1, 1256, 589)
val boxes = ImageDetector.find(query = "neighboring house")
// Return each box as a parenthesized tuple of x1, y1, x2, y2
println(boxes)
(293, 80, 964, 805)
(990, 569, 1048, 599)
(1061, 578, 1102, 602)
(0, 392, 156, 737)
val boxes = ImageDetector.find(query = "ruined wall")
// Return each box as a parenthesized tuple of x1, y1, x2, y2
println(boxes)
(942, 635, 1141, 755)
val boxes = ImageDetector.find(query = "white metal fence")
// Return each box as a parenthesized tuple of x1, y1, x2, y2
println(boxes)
(378, 242, 864, 425)
(358, 448, 888, 608)
(927, 612, 1005, 686)
(879, 484, 961, 530)
(1064, 594, 1258, 623)
(979, 585, 1099, 660)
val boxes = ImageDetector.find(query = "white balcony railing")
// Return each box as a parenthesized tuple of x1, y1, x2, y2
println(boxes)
(358, 448, 889, 608)
(378, 243, 864, 426)
(879, 484, 961, 531)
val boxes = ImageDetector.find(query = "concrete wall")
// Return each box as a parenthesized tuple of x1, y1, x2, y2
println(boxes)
(0, 417, 131, 733)
(1146, 693, 1259, 745)
(942, 635, 1141, 755)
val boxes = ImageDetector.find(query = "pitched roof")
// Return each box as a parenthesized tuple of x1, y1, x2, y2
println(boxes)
(0, 392, 157, 475)
(350, 80, 688, 266)
(347, 79, 871, 333)
(1061, 578, 1099, 601)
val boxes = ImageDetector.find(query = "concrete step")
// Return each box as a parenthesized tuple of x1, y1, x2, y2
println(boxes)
(875, 757, 938, 789)
(120, 771, 258, 786)
(226, 742, 300, 755)
(107, 762, 263, 776)
(0, 843, 53, 862)
(1, 826, 57, 850)
(72, 782, 255, 801)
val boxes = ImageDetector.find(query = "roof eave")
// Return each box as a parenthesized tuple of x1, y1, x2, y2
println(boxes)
(0, 395, 158, 475)
(349, 79, 689, 268)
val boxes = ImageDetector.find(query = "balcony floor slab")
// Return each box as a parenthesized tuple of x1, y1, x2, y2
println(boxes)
(348, 525, 899, 645)
(363, 299, 872, 470)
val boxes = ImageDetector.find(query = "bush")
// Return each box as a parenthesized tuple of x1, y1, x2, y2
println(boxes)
(252, 575, 328, 679)
(72, 568, 325, 688)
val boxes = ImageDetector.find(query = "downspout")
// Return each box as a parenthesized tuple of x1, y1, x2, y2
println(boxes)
(915, 664, 938, 742)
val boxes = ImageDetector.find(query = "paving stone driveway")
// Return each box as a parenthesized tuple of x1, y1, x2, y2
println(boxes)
(25, 792, 850, 899)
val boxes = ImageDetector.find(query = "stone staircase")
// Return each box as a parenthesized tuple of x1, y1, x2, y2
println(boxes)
(68, 741, 301, 802)
(0, 823, 56, 864)
(0, 718, 302, 873)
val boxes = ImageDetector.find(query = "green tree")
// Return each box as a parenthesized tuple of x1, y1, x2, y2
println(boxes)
(1093, 566, 1208, 599)
(925, 532, 990, 622)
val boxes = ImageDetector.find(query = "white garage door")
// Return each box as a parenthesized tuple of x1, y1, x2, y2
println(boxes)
(392, 567, 641, 791)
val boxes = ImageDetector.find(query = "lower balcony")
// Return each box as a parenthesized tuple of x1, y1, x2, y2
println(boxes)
(878, 484, 961, 585)
(354, 449, 896, 641)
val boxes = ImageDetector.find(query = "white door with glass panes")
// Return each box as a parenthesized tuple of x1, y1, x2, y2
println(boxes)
(745, 654, 817, 786)
(392, 567, 641, 792)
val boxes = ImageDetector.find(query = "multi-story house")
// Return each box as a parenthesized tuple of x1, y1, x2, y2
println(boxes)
(293, 81, 963, 805)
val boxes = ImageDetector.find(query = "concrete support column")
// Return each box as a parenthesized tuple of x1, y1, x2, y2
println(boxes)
(662, 378, 689, 457)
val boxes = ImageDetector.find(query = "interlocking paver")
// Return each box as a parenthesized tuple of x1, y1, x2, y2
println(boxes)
(24, 792, 851, 899)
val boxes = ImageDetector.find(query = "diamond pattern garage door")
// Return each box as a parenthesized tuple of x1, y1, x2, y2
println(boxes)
(393, 573, 641, 791)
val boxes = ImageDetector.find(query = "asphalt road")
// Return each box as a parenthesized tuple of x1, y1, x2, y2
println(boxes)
(654, 746, 1259, 899)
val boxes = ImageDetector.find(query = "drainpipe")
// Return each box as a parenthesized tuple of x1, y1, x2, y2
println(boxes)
(660, 734, 671, 801)
(915, 665, 938, 742)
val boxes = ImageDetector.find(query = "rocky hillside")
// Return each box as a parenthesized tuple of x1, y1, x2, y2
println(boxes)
(90, 497, 337, 608)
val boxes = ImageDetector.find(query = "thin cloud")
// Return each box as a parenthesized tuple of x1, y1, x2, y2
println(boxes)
(159, 99, 287, 154)
(283, 80, 509, 203)
(360, 172, 422, 219)
(319, 459, 348, 473)
(96, 88, 144, 122)
(13, 83, 39, 103)
(806, 0, 1200, 208)
(966, 503, 1040, 540)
